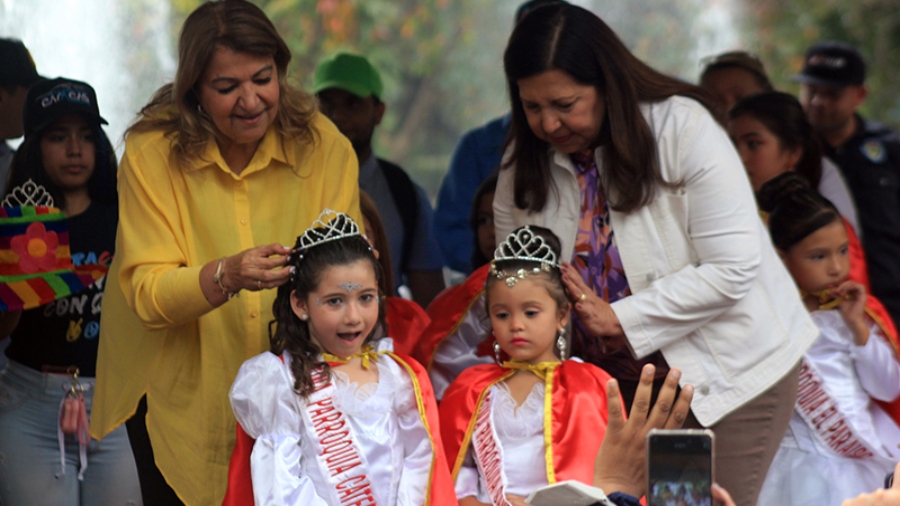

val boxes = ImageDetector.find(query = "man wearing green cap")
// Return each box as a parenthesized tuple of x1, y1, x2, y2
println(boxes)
(314, 52, 445, 308)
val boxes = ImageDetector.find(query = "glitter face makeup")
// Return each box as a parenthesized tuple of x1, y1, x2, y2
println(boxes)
(338, 282, 364, 292)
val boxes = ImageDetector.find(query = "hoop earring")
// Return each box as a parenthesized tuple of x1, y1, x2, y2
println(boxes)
(557, 327, 567, 360)
(493, 341, 502, 364)
(197, 103, 205, 115)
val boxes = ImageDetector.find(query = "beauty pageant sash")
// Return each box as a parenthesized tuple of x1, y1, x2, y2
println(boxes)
(471, 389, 511, 506)
(795, 357, 880, 459)
(301, 367, 378, 505)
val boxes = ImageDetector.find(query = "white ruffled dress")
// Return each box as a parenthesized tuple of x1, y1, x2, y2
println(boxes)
(229, 340, 433, 506)
(758, 310, 900, 505)
(455, 381, 550, 502)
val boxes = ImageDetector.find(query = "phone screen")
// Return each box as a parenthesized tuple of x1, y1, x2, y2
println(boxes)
(647, 430, 713, 506)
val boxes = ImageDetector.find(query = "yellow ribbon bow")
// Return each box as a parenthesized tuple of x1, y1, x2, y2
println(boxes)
(321, 344, 379, 370)
(800, 289, 848, 310)
(503, 360, 560, 380)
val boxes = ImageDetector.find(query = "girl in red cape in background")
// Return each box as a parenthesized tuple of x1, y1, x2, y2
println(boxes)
(358, 191, 431, 358)
(419, 175, 498, 398)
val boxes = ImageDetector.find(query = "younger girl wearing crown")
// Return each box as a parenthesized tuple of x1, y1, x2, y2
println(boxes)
(440, 226, 642, 506)
(755, 175, 900, 504)
(224, 210, 454, 505)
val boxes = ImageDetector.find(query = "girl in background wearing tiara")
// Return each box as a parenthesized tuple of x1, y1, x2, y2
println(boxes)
(439, 225, 687, 506)
(224, 210, 454, 506)
(756, 175, 900, 505)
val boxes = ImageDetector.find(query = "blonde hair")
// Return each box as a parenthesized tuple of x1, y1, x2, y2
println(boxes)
(127, 0, 317, 165)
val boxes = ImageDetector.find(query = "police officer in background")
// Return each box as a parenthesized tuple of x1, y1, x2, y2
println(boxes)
(795, 41, 900, 326)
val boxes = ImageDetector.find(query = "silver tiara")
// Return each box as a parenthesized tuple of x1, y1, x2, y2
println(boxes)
(1, 179, 55, 207)
(297, 209, 361, 250)
(490, 226, 559, 287)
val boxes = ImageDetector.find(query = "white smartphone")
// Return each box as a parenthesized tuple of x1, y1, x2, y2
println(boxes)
(646, 429, 715, 506)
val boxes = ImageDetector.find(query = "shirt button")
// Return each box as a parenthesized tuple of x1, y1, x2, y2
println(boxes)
(250, 312, 258, 318)
(241, 219, 248, 225)
(699, 385, 710, 395)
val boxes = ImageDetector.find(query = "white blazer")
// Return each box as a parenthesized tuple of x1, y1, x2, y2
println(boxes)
(494, 96, 817, 425)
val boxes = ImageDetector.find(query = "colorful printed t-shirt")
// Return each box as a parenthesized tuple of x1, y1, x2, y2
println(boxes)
(5, 201, 116, 376)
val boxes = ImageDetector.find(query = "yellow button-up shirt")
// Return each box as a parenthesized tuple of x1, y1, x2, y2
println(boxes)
(91, 113, 361, 505)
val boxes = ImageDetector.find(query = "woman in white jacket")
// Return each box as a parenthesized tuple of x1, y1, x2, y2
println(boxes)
(495, 4, 817, 505)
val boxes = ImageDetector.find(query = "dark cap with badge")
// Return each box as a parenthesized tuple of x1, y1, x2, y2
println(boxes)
(0, 38, 42, 89)
(793, 41, 866, 88)
(23, 77, 108, 139)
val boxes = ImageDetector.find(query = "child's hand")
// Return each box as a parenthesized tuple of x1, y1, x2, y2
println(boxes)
(841, 461, 900, 505)
(505, 494, 530, 506)
(831, 280, 869, 345)
(712, 483, 737, 506)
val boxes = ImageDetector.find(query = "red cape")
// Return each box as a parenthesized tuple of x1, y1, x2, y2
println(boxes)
(222, 352, 457, 506)
(844, 220, 900, 422)
(419, 264, 491, 368)
(386, 297, 431, 358)
(439, 361, 617, 489)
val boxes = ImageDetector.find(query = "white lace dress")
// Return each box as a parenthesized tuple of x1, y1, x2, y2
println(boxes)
(758, 310, 900, 505)
(455, 381, 549, 502)
(229, 341, 433, 506)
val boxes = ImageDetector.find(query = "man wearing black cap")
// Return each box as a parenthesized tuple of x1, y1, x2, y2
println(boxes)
(796, 40, 900, 325)
(0, 38, 42, 196)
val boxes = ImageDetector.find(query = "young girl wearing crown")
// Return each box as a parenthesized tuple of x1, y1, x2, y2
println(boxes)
(224, 210, 454, 505)
(440, 226, 661, 506)
(755, 175, 900, 504)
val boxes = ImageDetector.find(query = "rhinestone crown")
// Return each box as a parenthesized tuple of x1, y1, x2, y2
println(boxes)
(489, 226, 559, 287)
(298, 209, 361, 250)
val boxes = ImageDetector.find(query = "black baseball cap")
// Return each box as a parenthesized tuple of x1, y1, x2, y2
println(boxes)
(0, 38, 42, 88)
(23, 78, 108, 139)
(793, 41, 866, 88)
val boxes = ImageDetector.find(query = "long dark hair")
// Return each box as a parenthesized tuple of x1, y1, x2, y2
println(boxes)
(7, 123, 118, 211)
(270, 217, 387, 398)
(758, 172, 841, 252)
(502, 3, 712, 213)
(729, 91, 824, 190)
(358, 191, 394, 296)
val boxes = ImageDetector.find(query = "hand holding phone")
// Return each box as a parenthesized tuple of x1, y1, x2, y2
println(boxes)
(647, 429, 714, 506)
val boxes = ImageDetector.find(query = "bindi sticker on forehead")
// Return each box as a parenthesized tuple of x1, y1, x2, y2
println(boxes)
(338, 282, 363, 292)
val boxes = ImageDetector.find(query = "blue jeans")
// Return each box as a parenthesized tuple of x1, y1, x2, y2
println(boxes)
(0, 360, 142, 506)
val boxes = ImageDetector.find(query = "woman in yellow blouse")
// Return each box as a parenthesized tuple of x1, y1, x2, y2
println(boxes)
(89, 1, 361, 504)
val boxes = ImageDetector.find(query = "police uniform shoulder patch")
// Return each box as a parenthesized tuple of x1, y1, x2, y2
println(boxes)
(861, 139, 887, 163)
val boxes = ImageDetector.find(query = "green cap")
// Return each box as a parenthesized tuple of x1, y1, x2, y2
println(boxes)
(313, 52, 383, 101)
